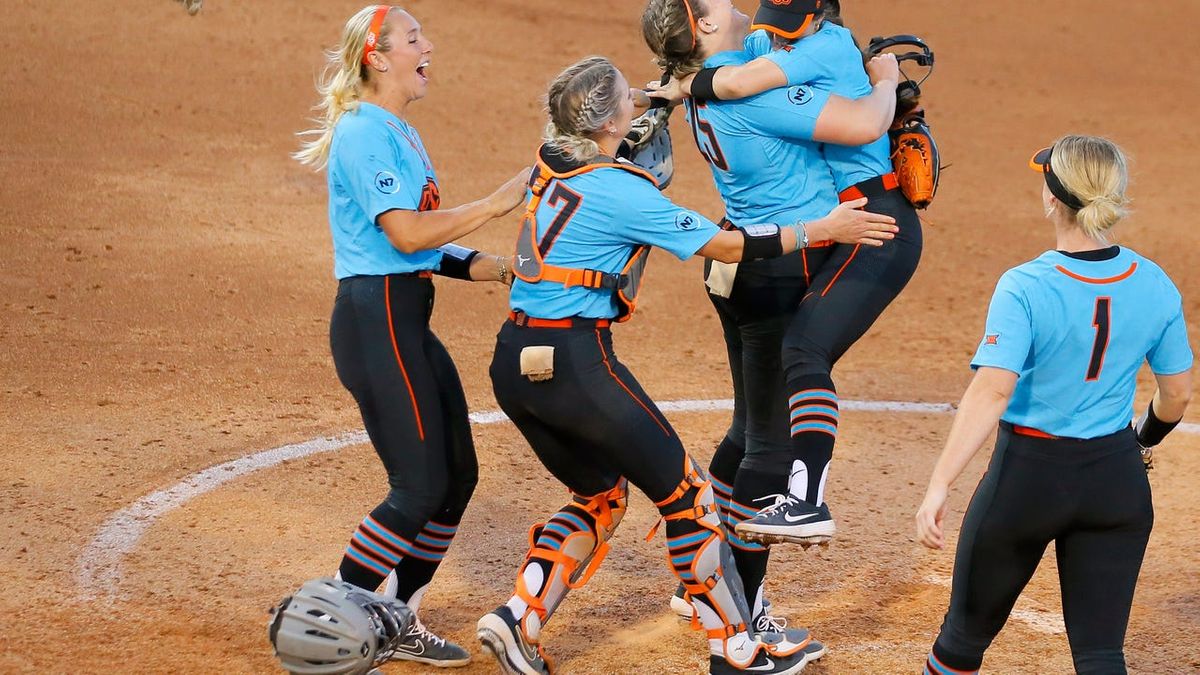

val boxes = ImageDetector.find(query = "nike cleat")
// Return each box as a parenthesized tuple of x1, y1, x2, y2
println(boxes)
(477, 606, 552, 675)
(389, 617, 471, 668)
(735, 496, 835, 546)
(710, 640, 808, 675)
(753, 613, 818, 658)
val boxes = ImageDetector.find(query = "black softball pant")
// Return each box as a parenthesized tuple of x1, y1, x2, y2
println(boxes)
(704, 249, 831, 619)
(491, 318, 756, 640)
(781, 182, 923, 505)
(931, 423, 1153, 674)
(329, 274, 478, 601)
(490, 319, 684, 500)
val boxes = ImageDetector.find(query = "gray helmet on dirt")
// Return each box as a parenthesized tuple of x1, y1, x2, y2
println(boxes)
(268, 577, 415, 675)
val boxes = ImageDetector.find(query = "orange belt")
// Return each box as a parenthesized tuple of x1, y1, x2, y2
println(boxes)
(838, 172, 899, 203)
(1012, 425, 1058, 439)
(393, 270, 433, 279)
(509, 311, 611, 330)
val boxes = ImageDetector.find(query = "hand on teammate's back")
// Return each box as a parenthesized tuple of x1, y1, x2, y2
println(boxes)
(866, 53, 901, 87)
(816, 198, 899, 247)
(489, 167, 534, 218)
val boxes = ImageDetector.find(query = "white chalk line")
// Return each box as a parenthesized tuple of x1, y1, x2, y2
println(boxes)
(923, 573, 1065, 635)
(76, 398, 1199, 635)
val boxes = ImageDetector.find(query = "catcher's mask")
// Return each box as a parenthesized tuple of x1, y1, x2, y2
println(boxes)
(1029, 146, 1086, 211)
(866, 35, 935, 116)
(268, 577, 412, 675)
(752, 0, 826, 39)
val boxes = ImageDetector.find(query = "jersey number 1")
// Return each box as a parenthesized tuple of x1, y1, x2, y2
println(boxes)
(1087, 297, 1111, 381)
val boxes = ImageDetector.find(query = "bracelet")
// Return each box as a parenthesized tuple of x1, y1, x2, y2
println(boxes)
(791, 221, 809, 252)
(496, 255, 511, 286)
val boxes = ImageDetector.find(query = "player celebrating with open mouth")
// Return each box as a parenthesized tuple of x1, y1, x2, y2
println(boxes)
(294, 5, 528, 668)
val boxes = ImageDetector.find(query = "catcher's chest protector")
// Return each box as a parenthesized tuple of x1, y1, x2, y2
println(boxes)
(514, 149, 658, 322)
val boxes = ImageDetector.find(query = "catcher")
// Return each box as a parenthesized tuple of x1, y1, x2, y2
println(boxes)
(646, 0, 930, 551)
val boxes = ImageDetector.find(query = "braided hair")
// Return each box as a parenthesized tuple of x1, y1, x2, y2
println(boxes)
(641, 0, 708, 77)
(544, 56, 624, 163)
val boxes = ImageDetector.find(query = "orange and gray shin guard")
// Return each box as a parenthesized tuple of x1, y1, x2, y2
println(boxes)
(512, 481, 628, 643)
(649, 457, 757, 662)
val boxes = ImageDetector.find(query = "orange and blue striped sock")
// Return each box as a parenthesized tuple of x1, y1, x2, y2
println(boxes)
(924, 647, 980, 675)
(786, 375, 839, 505)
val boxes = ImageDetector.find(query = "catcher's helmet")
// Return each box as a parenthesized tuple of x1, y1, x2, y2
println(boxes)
(268, 577, 412, 675)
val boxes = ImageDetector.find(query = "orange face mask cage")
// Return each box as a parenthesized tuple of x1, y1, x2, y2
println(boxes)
(361, 5, 392, 66)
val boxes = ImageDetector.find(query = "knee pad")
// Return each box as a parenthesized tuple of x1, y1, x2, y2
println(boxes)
(651, 456, 752, 641)
(515, 480, 628, 630)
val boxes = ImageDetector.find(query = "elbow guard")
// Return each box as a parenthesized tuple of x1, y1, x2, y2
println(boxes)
(690, 68, 722, 101)
(435, 244, 479, 280)
(739, 224, 783, 260)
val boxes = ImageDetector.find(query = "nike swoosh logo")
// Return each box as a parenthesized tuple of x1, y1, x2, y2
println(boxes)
(398, 641, 426, 656)
(783, 512, 819, 523)
(746, 657, 776, 672)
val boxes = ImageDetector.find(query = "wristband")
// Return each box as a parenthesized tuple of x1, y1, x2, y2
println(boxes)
(435, 244, 480, 280)
(1135, 401, 1180, 449)
(691, 67, 722, 101)
(739, 224, 783, 260)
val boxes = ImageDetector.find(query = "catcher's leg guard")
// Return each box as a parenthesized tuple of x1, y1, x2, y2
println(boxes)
(649, 457, 764, 663)
(510, 480, 628, 643)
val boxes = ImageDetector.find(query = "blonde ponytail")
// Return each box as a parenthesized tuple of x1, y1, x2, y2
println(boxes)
(543, 57, 624, 164)
(1049, 135, 1131, 240)
(294, 6, 395, 170)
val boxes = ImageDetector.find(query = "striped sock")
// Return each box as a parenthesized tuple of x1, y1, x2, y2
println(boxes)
(390, 519, 458, 608)
(925, 650, 979, 675)
(787, 377, 839, 505)
(707, 436, 744, 534)
(339, 513, 422, 590)
(788, 388, 840, 439)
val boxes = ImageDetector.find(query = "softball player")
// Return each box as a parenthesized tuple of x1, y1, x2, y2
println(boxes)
(476, 56, 897, 675)
(641, 0, 907, 636)
(649, 0, 925, 548)
(294, 5, 528, 667)
(916, 135, 1193, 674)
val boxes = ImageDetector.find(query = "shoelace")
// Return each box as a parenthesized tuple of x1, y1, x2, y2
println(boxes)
(754, 613, 789, 632)
(753, 493, 800, 516)
(408, 619, 447, 648)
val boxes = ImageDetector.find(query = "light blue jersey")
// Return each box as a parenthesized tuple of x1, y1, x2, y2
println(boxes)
(510, 162, 719, 319)
(683, 41, 838, 226)
(327, 102, 443, 279)
(972, 247, 1193, 438)
(747, 24, 893, 191)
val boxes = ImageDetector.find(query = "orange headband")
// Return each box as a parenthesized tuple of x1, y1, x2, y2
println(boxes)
(681, 0, 698, 51)
(361, 5, 391, 66)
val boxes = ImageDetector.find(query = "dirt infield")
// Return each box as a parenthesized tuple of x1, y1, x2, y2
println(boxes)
(2, 0, 1198, 673)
